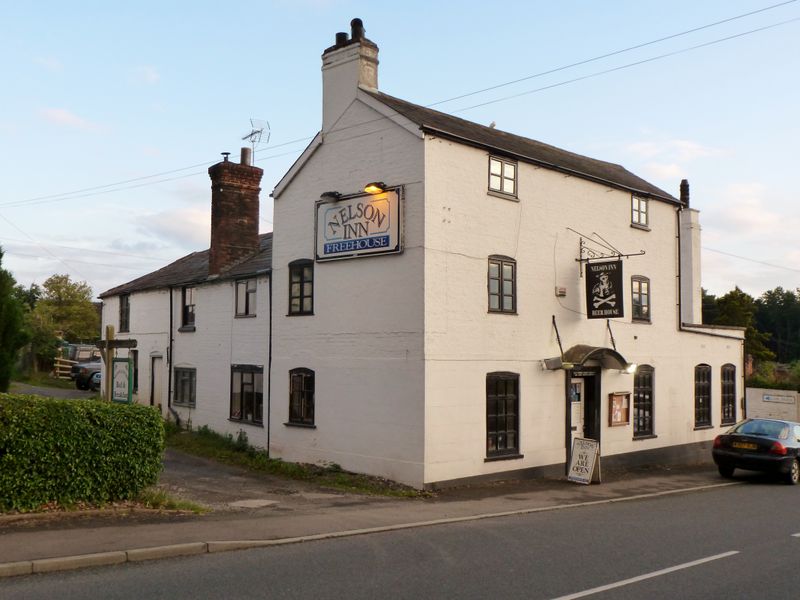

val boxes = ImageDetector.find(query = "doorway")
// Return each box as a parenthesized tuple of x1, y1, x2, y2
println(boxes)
(568, 368, 601, 445)
(150, 356, 163, 407)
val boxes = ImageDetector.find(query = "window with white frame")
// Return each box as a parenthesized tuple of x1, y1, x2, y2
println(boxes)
(230, 365, 263, 424)
(632, 196, 649, 227)
(488, 256, 516, 313)
(181, 286, 196, 328)
(489, 156, 517, 196)
(174, 368, 196, 407)
(236, 278, 257, 317)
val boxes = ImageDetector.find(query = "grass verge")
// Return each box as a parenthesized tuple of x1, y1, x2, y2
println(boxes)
(136, 488, 208, 513)
(165, 424, 426, 498)
(12, 373, 77, 390)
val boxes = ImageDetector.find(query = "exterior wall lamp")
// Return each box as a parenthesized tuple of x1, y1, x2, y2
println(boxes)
(320, 191, 341, 201)
(363, 181, 386, 194)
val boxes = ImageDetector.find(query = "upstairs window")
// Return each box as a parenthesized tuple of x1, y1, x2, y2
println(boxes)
(721, 364, 736, 426)
(119, 294, 130, 333)
(174, 367, 196, 407)
(230, 365, 263, 425)
(236, 278, 257, 317)
(631, 276, 651, 322)
(289, 368, 315, 426)
(632, 196, 649, 228)
(289, 260, 314, 316)
(694, 364, 712, 427)
(489, 156, 517, 197)
(181, 286, 196, 328)
(488, 256, 516, 314)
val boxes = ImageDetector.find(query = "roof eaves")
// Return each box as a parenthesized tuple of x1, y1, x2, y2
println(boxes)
(420, 124, 679, 204)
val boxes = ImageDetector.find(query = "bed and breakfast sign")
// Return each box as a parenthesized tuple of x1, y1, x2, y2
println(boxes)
(315, 189, 402, 261)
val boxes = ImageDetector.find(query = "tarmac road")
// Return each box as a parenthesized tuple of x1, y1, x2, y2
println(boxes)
(8, 381, 94, 400)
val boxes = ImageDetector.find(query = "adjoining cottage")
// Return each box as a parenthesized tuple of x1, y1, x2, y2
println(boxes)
(101, 19, 743, 489)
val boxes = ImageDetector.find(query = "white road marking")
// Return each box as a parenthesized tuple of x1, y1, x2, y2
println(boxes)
(551, 551, 740, 600)
(791, 533, 800, 537)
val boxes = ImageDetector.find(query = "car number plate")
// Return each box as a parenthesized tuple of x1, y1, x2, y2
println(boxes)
(732, 442, 758, 450)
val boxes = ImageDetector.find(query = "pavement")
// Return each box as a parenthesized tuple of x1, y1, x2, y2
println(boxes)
(0, 448, 737, 579)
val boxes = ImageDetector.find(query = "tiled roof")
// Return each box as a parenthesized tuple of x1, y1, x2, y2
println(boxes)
(364, 90, 678, 203)
(99, 233, 272, 298)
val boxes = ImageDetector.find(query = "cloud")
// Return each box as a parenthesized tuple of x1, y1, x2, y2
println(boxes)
(40, 108, 100, 131)
(641, 162, 683, 180)
(627, 139, 721, 163)
(34, 56, 63, 72)
(132, 66, 160, 85)
(136, 207, 210, 249)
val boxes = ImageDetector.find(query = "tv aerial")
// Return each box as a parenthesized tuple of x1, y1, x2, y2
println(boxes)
(242, 118, 270, 154)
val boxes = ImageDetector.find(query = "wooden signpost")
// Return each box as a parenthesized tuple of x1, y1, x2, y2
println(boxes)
(96, 326, 137, 402)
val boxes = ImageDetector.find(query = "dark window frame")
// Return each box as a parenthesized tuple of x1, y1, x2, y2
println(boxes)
(131, 349, 139, 393)
(288, 368, 315, 426)
(633, 365, 655, 438)
(632, 195, 649, 228)
(631, 276, 651, 322)
(721, 363, 737, 426)
(486, 371, 520, 458)
(229, 364, 264, 425)
(119, 294, 130, 333)
(488, 156, 517, 197)
(173, 367, 196, 407)
(181, 286, 196, 329)
(235, 278, 257, 317)
(488, 255, 517, 314)
(288, 260, 314, 316)
(694, 364, 712, 428)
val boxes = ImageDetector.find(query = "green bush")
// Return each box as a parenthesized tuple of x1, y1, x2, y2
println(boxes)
(0, 394, 164, 512)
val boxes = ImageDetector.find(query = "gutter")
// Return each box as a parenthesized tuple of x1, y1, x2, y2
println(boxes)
(266, 271, 273, 458)
(167, 286, 180, 426)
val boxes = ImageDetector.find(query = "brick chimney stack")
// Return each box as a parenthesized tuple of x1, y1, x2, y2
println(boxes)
(207, 148, 263, 276)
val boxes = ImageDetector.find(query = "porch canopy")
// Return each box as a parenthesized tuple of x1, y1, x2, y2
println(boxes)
(544, 344, 632, 371)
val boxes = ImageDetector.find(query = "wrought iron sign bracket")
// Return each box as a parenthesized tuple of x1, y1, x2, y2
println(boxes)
(570, 230, 645, 277)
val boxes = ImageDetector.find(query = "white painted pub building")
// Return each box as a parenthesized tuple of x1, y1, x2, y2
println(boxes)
(100, 19, 743, 489)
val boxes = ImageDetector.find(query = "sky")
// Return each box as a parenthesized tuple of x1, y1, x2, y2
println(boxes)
(1, 0, 798, 300)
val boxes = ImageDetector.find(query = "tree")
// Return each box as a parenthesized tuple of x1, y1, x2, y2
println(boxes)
(0, 248, 29, 391)
(701, 288, 719, 325)
(755, 287, 800, 363)
(34, 274, 99, 342)
(714, 287, 774, 362)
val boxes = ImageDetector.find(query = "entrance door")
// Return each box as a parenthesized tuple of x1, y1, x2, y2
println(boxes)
(569, 378, 584, 448)
(582, 374, 600, 442)
(150, 356, 163, 407)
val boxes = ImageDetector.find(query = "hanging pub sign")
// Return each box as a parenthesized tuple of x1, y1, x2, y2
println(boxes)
(315, 188, 402, 261)
(585, 259, 624, 319)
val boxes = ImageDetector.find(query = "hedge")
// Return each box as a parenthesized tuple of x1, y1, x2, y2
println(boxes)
(0, 394, 164, 512)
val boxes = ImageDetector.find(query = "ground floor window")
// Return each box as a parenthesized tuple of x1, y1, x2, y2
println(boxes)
(230, 365, 264, 425)
(174, 368, 196, 407)
(486, 372, 519, 457)
(721, 364, 736, 425)
(633, 365, 654, 437)
(694, 364, 712, 427)
(289, 368, 315, 426)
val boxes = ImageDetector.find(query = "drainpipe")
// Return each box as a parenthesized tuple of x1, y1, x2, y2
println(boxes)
(266, 271, 273, 458)
(167, 286, 180, 426)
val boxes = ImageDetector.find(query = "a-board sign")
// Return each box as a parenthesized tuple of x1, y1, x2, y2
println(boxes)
(112, 357, 133, 404)
(568, 438, 601, 484)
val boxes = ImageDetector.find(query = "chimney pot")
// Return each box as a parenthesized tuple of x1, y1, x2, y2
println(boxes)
(351, 18, 364, 40)
(241, 147, 252, 166)
(335, 31, 348, 46)
(680, 179, 690, 207)
(221, 152, 230, 162)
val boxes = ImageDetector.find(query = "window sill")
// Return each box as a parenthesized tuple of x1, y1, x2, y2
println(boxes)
(286, 312, 314, 317)
(720, 420, 736, 427)
(633, 434, 658, 441)
(119, 329, 130, 334)
(284, 422, 316, 429)
(484, 453, 524, 463)
(630, 223, 651, 232)
(487, 190, 519, 202)
(229, 418, 263, 427)
(487, 310, 518, 315)
(693, 424, 714, 431)
(178, 325, 196, 332)
(632, 318, 651, 324)
(172, 403, 195, 409)
(234, 314, 257, 319)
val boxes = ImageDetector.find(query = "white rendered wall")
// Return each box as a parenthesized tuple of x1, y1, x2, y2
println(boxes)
(170, 275, 270, 444)
(421, 135, 742, 484)
(271, 98, 426, 486)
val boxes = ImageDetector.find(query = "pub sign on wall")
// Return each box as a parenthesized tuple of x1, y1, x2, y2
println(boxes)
(315, 189, 402, 261)
(585, 259, 624, 319)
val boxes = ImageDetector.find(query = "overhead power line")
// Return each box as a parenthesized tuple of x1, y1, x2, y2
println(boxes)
(2, 2, 796, 211)
(704, 247, 800, 274)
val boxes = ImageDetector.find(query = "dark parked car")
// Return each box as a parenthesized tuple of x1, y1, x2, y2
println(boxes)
(89, 371, 102, 392)
(74, 361, 102, 390)
(713, 418, 800, 484)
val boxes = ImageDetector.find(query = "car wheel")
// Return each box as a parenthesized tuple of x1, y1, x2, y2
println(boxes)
(718, 465, 735, 479)
(785, 460, 800, 485)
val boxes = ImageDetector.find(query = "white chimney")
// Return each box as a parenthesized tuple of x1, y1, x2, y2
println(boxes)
(321, 18, 378, 133)
(679, 180, 702, 325)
